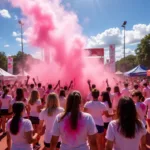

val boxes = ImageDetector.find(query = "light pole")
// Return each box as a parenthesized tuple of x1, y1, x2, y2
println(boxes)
(18, 20, 24, 75)
(122, 21, 127, 60)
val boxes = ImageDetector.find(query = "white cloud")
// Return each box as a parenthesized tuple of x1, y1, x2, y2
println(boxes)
(12, 31, 20, 37)
(0, 9, 11, 18)
(87, 24, 150, 48)
(16, 37, 27, 43)
(4, 44, 10, 48)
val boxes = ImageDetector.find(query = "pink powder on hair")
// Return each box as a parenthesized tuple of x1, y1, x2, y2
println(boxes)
(63, 114, 85, 144)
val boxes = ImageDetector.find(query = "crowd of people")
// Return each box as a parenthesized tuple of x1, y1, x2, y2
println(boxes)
(0, 76, 150, 150)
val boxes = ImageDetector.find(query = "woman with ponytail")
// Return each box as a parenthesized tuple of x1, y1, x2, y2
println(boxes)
(50, 91, 98, 150)
(105, 97, 146, 150)
(10, 88, 29, 118)
(0, 88, 12, 134)
(6, 102, 39, 150)
(38, 93, 64, 150)
(132, 90, 147, 125)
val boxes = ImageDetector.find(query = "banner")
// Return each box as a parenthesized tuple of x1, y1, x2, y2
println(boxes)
(109, 44, 115, 72)
(7, 56, 13, 74)
(86, 48, 104, 64)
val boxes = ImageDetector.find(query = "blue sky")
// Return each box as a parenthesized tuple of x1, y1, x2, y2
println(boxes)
(0, 0, 150, 60)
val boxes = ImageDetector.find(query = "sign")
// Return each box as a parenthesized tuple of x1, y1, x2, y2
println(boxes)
(109, 44, 115, 72)
(86, 48, 104, 64)
(7, 56, 13, 74)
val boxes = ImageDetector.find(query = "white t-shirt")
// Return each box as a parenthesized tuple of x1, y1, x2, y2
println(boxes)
(121, 88, 131, 97)
(144, 98, 150, 119)
(0, 95, 12, 109)
(84, 101, 107, 126)
(143, 87, 150, 98)
(102, 101, 113, 123)
(106, 120, 146, 150)
(37, 87, 45, 98)
(59, 96, 66, 109)
(52, 112, 97, 150)
(29, 99, 41, 117)
(11, 99, 28, 117)
(135, 102, 147, 125)
(112, 93, 121, 110)
(39, 107, 64, 143)
(6, 118, 33, 150)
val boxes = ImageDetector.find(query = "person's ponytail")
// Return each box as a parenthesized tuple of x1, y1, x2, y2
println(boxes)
(70, 93, 81, 130)
(10, 102, 24, 135)
(2, 89, 9, 99)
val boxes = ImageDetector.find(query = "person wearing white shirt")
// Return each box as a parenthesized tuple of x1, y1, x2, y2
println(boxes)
(143, 83, 150, 98)
(144, 97, 150, 128)
(59, 89, 66, 109)
(112, 86, 121, 112)
(38, 93, 64, 150)
(50, 91, 98, 150)
(132, 91, 147, 125)
(84, 89, 111, 150)
(37, 83, 45, 105)
(121, 83, 131, 97)
(105, 97, 146, 150)
(0, 88, 12, 133)
(6, 102, 39, 150)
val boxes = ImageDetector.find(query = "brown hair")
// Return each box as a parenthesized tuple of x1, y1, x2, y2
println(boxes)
(46, 93, 60, 116)
(29, 90, 39, 105)
(60, 91, 81, 130)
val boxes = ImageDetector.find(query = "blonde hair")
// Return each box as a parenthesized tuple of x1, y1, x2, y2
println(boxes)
(29, 90, 39, 105)
(46, 93, 59, 116)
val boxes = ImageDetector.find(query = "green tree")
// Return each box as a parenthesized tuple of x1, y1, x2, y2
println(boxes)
(135, 34, 150, 68)
(0, 52, 7, 70)
(116, 55, 137, 72)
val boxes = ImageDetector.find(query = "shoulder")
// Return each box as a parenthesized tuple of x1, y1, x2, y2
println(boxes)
(22, 118, 32, 126)
(57, 107, 64, 112)
(109, 120, 118, 128)
(84, 101, 92, 106)
(81, 112, 93, 120)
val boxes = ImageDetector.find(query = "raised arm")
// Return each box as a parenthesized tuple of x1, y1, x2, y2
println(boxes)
(87, 80, 92, 92)
(11, 80, 17, 90)
(53, 80, 60, 90)
(26, 76, 30, 87)
(68, 80, 73, 91)
(32, 78, 37, 86)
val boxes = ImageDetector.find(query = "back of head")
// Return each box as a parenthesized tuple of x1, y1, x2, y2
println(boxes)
(92, 84, 96, 89)
(132, 90, 145, 102)
(16, 88, 24, 101)
(114, 86, 120, 94)
(10, 102, 25, 135)
(60, 91, 81, 130)
(106, 87, 111, 92)
(48, 84, 52, 90)
(92, 89, 99, 99)
(29, 90, 39, 105)
(124, 83, 128, 88)
(143, 83, 147, 87)
(30, 84, 34, 89)
(64, 86, 68, 91)
(117, 97, 142, 138)
(134, 84, 139, 90)
(2, 88, 9, 99)
(101, 91, 112, 108)
(38, 83, 41, 88)
(46, 93, 59, 116)
(59, 89, 66, 97)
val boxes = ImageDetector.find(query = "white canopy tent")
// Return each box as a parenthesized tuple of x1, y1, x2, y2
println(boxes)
(0, 68, 16, 80)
